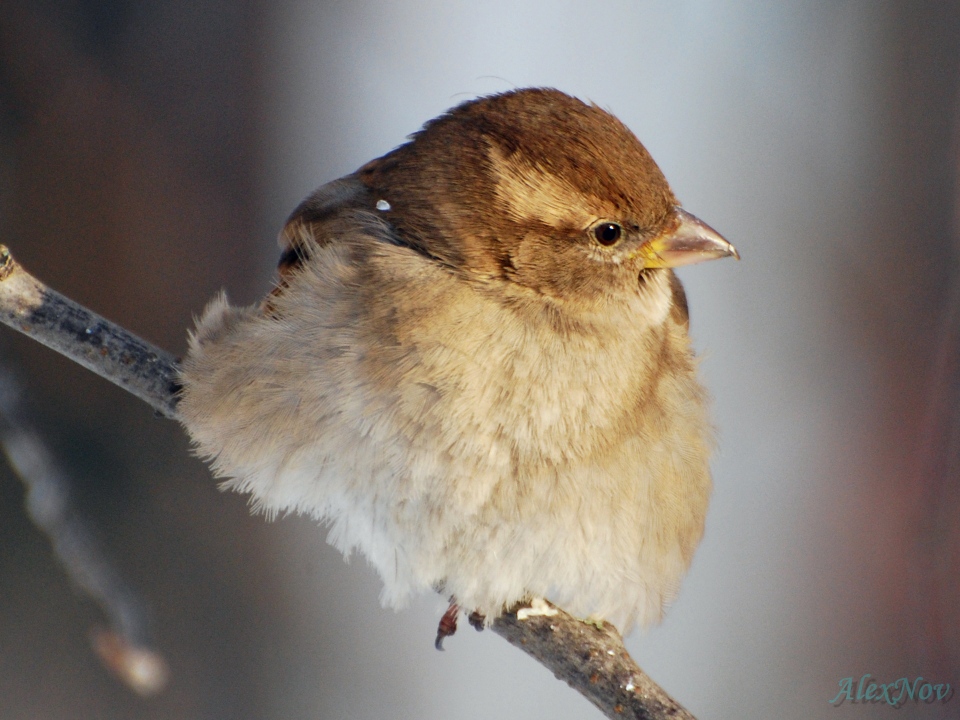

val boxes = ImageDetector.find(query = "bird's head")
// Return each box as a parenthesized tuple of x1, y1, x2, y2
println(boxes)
(348, 89, 737, 322)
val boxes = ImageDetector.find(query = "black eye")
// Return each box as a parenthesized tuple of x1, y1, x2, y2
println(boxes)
(593, 222, 622, 246)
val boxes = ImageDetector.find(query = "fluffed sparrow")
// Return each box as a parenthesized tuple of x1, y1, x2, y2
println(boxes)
(178, 88, 737, 642)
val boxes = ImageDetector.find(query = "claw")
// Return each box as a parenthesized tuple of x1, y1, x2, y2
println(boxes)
(467, 610, 485, 631)
(435, 602, 459, 650)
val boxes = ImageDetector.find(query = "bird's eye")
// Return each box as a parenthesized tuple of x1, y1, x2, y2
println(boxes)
(593, 222, 622, 246)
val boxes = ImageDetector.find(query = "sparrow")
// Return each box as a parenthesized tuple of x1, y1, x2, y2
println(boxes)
(177, 88, 737, 646)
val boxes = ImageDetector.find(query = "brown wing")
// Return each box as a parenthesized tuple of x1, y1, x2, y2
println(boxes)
(265, 177, 373, 315)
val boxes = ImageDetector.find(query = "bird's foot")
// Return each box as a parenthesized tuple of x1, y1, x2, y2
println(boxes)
(435, 602, 459, 650)
(516, 597, 559, 620)
(467, 610, 486, 631)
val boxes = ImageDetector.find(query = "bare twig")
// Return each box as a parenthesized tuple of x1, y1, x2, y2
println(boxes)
(0, 246, 180, 418)
(0, 366, 169, 695)
(493, 602, 694, 719)
(0, 245, 694, 719)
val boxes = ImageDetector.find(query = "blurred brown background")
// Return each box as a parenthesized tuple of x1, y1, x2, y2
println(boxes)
(1, 1, 959, 718)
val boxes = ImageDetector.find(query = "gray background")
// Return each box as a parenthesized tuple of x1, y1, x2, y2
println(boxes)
(1, 1, 958, 718)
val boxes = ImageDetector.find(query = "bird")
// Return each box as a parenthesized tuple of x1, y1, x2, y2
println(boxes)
(177, 88, 737, 647)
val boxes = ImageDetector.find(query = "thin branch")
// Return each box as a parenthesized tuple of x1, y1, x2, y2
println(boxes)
(0, 245, 695, 719)
(492, 602, 694, 719)
(0, 365, 169, 695)
(0, 246, 180, 418)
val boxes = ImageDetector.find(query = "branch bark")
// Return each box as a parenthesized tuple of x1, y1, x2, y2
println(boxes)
(0, 245, 696, 720)
(492, 602, 695, 719)
(0, 246, 180, 419)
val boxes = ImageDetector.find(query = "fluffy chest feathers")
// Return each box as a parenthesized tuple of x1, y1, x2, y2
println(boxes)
(179, 221, 711, 631)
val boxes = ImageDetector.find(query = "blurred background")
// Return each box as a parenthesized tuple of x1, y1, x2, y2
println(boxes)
(1, 1, 959, 718)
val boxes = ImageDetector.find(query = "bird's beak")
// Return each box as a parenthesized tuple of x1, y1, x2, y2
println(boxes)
(631, 207, 739, 268)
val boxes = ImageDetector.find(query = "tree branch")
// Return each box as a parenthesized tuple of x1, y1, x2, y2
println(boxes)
(0, 365, 169, 695)
(0, 246, 180, 419)
(0, 245, 696, 720)
(492, 602, 695, 719)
